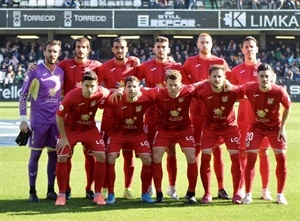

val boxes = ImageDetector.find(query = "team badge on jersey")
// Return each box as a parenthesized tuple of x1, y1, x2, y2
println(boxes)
(59, 104, 64, 111)
(222, 96, 228, 102)
(136, 106, 142, 112)
(178, 98, 184, 103)
(267, 98, 274, 105)
(91, 101, 96, 107)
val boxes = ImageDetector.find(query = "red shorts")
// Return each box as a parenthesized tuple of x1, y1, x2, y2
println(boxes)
(201, 125, 240, 151)
(144, 117, 159, 145)
(190, 114, 204, 145)
(246, 126, 287, 151)
(238, 101, 270, 149)
(153, 126, 195, 149)
(107, 132, 151, 155)
(58, 126, 105, 156)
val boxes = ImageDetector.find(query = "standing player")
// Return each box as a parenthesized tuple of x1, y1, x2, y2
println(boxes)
(182, 33, 231, 199)
(152, 70, 199, 204)
(241, 63, 291, 205)
(137, 36, 183, 199)
(230, 36, 272, 200)
(194, 65, 243, 204)
(95, 37, 140, 199)
(55, 71, 110, 206)
(19, 40, 64, 202)
(57, 37, 103, 200)
(105, 76, 155, 204)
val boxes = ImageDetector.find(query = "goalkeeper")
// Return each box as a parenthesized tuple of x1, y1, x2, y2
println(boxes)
(18, 40, 64, 203)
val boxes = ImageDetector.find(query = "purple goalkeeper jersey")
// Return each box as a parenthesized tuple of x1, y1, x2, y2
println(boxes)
(19, 62, 64, 125)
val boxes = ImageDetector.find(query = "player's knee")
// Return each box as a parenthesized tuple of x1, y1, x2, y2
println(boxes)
(258, 148, 268, 157)
(140, 155, 152, 165)
(94, 152, 106, 162)
(107, 154, 117, 164)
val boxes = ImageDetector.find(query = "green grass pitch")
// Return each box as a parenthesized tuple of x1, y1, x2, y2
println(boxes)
(0, 102, 299, 221)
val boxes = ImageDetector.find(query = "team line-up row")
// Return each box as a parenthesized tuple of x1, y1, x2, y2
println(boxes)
(17, 34, 291, 207)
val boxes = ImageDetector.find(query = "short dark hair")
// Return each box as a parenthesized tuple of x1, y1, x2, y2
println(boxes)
(155, 36, 169, 43)
(257, 63, 273, 72)
(209, 64, 225, 75)
(242, 36, 258, 47)
(112, 37, 127, 46)
(44, 40, 61, 50)
(165, 70, 182, 81)
(82, 71, 98, 82)
(124, 76, 140, 86)
(72, 37, 90, 51)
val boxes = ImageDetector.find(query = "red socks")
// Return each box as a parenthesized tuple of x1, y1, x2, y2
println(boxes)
(56, 161, 68, 194)
(275, 153, 287, 193)
(200, 153, 212, 195)
(213, 146, 224, 190)
(83, 150, 95, 191)
(152, 162, 163, 193)
(123, 150, 134, 189)
(187, 162, 198, 193)
(166, 155, 177, 186)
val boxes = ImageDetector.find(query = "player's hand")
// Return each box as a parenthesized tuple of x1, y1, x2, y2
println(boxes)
(278, 127, 287, 143)
(56, 138, 70, 154)
(129, 56, 140, 67)
(223, 79, 232, 92)
(110, 88, 124, 103)
(19, 121, 29, 132)
(27, 63, 38, 72)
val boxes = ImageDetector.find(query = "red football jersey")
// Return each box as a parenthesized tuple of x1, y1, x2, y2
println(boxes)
(194, 82, 244, 130)
(155, 84, 197, 131)
(241, 83, 291, 129)
(57, 86, 110, 131)
(182, 55, 231, 115)
(107, 88, 157, 135)
(96, 58, 138, 89)
(138, 59, 182, 87)
(58, 59, 102, 95)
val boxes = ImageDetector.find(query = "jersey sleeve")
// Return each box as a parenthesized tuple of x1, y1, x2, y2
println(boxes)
(280, 86, 292, 109)
(19, 70, 36, 116)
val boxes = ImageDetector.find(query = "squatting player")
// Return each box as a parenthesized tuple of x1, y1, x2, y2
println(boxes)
(55, 71, 110, 206)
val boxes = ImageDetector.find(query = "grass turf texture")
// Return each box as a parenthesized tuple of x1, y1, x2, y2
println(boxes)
(0, 102, 299, 221)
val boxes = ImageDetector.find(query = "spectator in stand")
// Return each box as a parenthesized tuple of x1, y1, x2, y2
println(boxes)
(18, 54, 29, 70)
(283, 67, 293, 81)
(290, 61, 300, 80)
(14, 65, 25, 84)
(4, 73, 14, 87)
(274, 61, 284, 78)
(210, 0, 218, 9)
(0, 51, 4, 67)
(227, 40, 237, 56)
(187, 0, 197, 9)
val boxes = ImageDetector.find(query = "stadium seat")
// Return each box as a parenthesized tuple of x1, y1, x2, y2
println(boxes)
(37, 0, 46, 7)
(98, 0, 106, 7)
(90, 0, 99, 7)
(47, 0, 55, 7)
(107, 0, 116, 7)
(20, 0, 29, 7)
(28, 0, 37, 7)
(133, 0, 142, 7)
(54, 0, 63, 7)
(124, 0, 133, 7)
(115, 0, 124, 7)
(197, 0, 204, 8)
